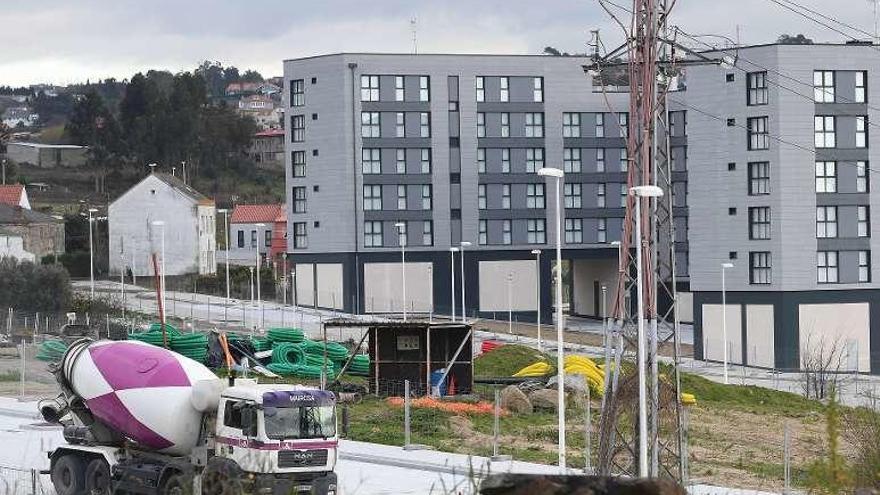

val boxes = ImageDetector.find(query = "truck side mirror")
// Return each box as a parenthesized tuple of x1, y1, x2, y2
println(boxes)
(241, 408, 258, 437)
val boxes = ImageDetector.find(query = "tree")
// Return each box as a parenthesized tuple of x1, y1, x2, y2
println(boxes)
(777, 33, 814, 44)
(241, 70, 264, 83)
(0, 257, 72, 312)
(65, 90, 121, 192)
(0, 121, 10, 154)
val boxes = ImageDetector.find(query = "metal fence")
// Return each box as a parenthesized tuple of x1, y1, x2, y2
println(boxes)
(0, 466, 53, 495)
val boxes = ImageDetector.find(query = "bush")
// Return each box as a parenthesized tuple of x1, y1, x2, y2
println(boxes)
(0, 257, 72, 312)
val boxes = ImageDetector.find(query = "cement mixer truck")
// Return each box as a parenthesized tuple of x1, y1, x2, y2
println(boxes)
(38, 338, 339, 495)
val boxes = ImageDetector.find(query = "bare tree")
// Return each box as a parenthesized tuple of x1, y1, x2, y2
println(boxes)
(843, 389, 880, 488)
(800, 332, 845, 400)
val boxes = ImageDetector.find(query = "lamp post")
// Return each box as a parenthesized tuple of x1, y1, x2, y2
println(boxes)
(428, 265, 434, 322)
(151, 220, 166, 316)
(628, 184, 664, 479)
(722, 262, 734, 384)
(537, 166, 566, 470)
(450, 247, 459, 321)
(88, 208, 98, 299)
(395, 222, 407, 321)
(460, 241, 471, 322)
(531, 249, 542, 352)
(507, 272, 514, 334)
(218, 208, 231, 324)
(255, 223, 266, 329)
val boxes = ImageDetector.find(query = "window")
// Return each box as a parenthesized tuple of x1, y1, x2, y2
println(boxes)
(478, 184, 487, 209)
(620, 184, 628, 207)
(395, 76, 405, 101)
(422, 220, 433, 246)
(364, 221, 383, 247)
(817, 251, 838, 283)
(237, 230, 244, 248)
(362, 148, 381, 174)
(525, 113, 544, 137)
(597, 183, 606, 207)
(360, 75, 379, 101)
(264, 230, 272, 247)
(563, 148, 581, 173)
(859, 206, 870, 237)
(747, 116, 769, 150)
(500, 76, 509, 102)
(419, 76, 430, 101)
(533, 77, 544, 102)
(563, 113, 581, 137)
(749, 252, 771, 284)
(502, 184, 511, 209)
(293, 222, 307, 249)
(397, 185, 407, 210)
(502, 220, 512, 244)
(421, 185, 432, 210)
(477, 148, 486, 173)
(856, 71, 867, 103)
(619, 148, 628, 172)
(292, 150, 306, 177)
(501, 148, 510, 173)
(500, 112, 510, 137)
(747, 71, 768, 105)
(476, 76, 485, 102)
(748, 207, 770, 239)
(598, 218, 607, 243)
(564, 183, 582, 208)
(292, 186, 307, 213)
(816, 206, 838, 238)
(292, 115, 305, 142)
(814, 116, 835, 148)
(290, 79, 304, 106)
(618, 113, 629, 138)
(526, 148, 544, 173)
(856, 116, 868, 148)
(478, 220, 488, 245)
(596, 148, 605, 172)
(416, 149, 430, 174)
(396, 222, 407, 246)
(813, 70, 835, 103)
(363, 185, 382, 211)
(396, 149, 406, 174)
(815, 161, 837, 193)
(477, 112, 486, 137)
(361, 112, 380, 138)
(527, 183, 545, 209)
(527, 219, 546, 243)
(857, 161, 869, 192)
(251, 230, 257, 248)
(565, 218, 583, 243)
(726, 73, 735, 82)
(748, 162, 770, 195)
(395, 112, 405, 138)
(859, 250, 871, 282)
(595, 113, 605, 138)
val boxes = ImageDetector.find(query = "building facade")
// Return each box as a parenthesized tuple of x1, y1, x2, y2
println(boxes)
(228, 204, 285, 265)
(282, 53, 689, 317)
(0, 203, 64, 259)
(6, 142, 88, 168)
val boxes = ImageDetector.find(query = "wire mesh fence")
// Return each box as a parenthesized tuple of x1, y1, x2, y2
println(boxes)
(0, 466, 53, 495)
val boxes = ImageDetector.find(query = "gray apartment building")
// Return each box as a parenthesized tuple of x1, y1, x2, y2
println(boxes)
(282, 53, 690, 324)
(689, 43, 880, 374)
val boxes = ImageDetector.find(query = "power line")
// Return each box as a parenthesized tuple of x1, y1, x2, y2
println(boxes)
(765, 0, 870, 43)
(772, 0, 877, 41)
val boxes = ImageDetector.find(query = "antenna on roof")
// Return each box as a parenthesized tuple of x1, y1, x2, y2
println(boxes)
(147, 163, 157, 175)
(410, 17, 418, 54)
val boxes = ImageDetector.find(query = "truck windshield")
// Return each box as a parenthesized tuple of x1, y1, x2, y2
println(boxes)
(263, 406, 336, 440)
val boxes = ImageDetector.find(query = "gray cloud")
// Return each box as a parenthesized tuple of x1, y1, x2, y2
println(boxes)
(1, 0, 878, 86)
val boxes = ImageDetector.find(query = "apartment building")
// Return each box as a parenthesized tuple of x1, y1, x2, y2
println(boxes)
(689, 43, 880, 374)
(282, 53, 689, 319)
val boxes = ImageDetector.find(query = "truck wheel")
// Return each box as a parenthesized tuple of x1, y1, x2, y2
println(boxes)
(52, 455, 86, 495)
(84, 459, 111, 495)
(161, 474, 186, 495)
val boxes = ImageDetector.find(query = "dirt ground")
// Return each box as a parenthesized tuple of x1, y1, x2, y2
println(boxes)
(0, 345, 61, 400)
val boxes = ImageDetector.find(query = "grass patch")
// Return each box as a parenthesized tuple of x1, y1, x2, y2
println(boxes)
(473, 344, 552, 378)
(0, 370, 20, 382)
(680, 372, 823, 416)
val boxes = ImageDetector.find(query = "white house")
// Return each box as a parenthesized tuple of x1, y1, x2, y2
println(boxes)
(109, 173, 216, 277)
(0, 185, 31, 209)
(227, 204, 284, 265)
(0, 229, 35, 262)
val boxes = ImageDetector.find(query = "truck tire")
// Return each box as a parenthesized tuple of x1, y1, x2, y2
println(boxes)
(161, 474, 186, 495)
(202, 461, 243, 495)
(84, 459, 111, 495)
(51, 455, 86, 495)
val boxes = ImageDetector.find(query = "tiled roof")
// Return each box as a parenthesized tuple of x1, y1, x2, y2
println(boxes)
(254, 129, 284, 137)
(230, 204, 284, 224)
(0, 185, 24, 207)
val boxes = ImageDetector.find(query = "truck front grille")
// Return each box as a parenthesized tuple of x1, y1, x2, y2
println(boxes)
(277, 449, 328, 468)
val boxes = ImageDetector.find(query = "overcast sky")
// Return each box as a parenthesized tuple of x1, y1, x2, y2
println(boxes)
(1, 0, 878, 86)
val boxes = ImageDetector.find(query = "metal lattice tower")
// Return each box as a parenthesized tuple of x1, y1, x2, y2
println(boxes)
(589, 0, 687, 482)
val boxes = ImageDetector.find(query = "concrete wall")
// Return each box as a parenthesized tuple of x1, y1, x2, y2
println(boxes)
(316, 263, 344, 309)
(294, 263, 315, 306)
(571, 258, 617, 317)
(6, 144, 87, 168)
(230, 222, 274, 259)
(363, 261, 433, 313)
(799, 302, 870, 372)
(2, 223, 63, 259)
(0, 232, 34, 262)
(701, 303, 743, 364)
(746, 304, 775, 368)
(478, 259, 537, 312)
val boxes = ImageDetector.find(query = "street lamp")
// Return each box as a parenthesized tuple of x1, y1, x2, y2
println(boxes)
(428, 265, 434, 322)
(531, 249, 542, 352)
(460, 241, 471, 322)
(628, 184, 664, 478)
(151, 220, 166, 317)
(450, 247, 459, 321)
(395, 222, 407, 321)
(721, 262, 734, 385)
(507, 272, 513, 334)
(218, 208, 231, 324)
(537, 166, 566, 470)
(88, 208, 98, 299)
(255, 223, 266, 329)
